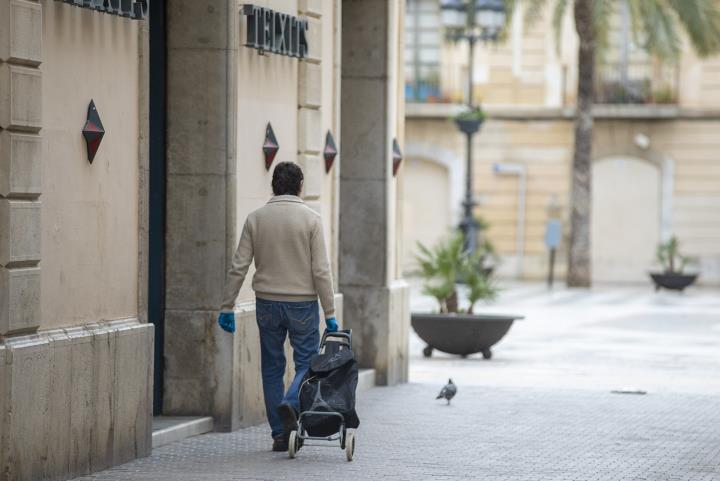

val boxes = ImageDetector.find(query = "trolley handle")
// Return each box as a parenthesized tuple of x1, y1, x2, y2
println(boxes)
(321, 329, 352, 347)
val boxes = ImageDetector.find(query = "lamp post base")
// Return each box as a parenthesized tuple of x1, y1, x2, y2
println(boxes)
(459, 212, 479, 255)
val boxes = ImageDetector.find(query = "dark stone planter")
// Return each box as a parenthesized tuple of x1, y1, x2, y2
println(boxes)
(650, 272, 698, 291)
(454, 117, 484, 135)
(411, 312, 523, 360)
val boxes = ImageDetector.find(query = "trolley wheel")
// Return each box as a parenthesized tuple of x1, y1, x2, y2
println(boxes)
(481, 349, 492, 360)
(422, 346, 433, 358)
(345, 431, 355, 462)
(288, 430, 299, 459)
(340, 428, 347, 449)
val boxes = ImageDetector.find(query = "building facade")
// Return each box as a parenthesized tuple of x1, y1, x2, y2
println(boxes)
(1, 2, 153, 480)
(0, 1, 410, 480)
(403, 0, 720, 285)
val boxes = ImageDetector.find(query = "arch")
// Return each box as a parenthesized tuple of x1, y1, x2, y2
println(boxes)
(401, 158, 451, 272)
(593, 142, 674, 241)
(591, 156, 662, 282)
(404, 142, 465, 226)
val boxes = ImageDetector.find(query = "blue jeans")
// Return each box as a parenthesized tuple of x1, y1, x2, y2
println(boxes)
(256, 297, 320, 438)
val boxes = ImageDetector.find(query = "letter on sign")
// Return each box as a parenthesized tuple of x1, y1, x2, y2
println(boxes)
(56, 0, 148, 19)
(241, 4, 309, 59)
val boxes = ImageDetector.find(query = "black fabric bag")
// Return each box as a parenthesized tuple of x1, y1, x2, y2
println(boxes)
(298, 331, 360, 437)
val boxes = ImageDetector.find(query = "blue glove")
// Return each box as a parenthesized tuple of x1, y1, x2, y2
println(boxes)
(217, 311, 236, 333)
(325, 317, 338, 333)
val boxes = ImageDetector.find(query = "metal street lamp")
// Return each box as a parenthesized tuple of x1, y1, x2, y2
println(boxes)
(441, 0, 506, 255)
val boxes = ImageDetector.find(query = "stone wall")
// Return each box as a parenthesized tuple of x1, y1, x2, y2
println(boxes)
(1, 2, 153, 480)
(404, 114, 720, 284)
(41, 1, 141, 329)
(0, 321, 153, 481)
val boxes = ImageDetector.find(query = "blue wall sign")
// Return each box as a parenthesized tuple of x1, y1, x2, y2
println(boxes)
(544, 220, 562, 249)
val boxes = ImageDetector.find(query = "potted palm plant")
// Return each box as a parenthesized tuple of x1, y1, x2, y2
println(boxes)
(650, 236, 699, 291)
(411, 234, 523, 360)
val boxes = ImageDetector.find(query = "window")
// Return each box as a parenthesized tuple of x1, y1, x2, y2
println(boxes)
(405, 0, 444, 102)
(594, 1, 677, 104)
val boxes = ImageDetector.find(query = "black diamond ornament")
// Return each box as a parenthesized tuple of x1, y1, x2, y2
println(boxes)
(263, 123, 279, 170)
(392, 138, 403, 176)
(324, 130, 337, 173)
(82, 99, 105, 164)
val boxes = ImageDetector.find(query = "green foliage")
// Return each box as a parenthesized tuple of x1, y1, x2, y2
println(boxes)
(665, 0, 720, 57)
(551, 0, 571, 52)
(656, 236, 695, 274)
(453, 106, 487, 123)
(462, 253, 498, 314)
(652, 87, 676, 104)
(503, 0, 720, 60)
(475, 215, 490, 231)
(414, 234, 464, 312)
(414, 233, 497, 314)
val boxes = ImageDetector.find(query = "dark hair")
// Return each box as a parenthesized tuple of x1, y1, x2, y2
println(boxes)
(272, 161, 304, 196)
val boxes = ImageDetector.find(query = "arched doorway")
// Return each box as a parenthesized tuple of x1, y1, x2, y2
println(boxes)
(592, 157, 661, 283)
(402, 158, 452, 273)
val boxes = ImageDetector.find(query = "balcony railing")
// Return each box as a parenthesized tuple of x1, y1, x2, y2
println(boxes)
(594, 61, 678, 104)
(405, 76, 448, 103)
(404, 61, 679, 106)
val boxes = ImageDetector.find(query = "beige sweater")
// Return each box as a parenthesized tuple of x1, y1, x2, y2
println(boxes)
(220, 195, 336, 317)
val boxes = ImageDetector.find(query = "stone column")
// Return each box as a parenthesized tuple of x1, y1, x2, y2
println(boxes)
(0, 6, 43, 478)
(164, 0, 241, 431)
(0, 0, 43, 339)
(339, 0, 409, 386)
(137, 8, 150, 325)
(297, 0, 323, 213)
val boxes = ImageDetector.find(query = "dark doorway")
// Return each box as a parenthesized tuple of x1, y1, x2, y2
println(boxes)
(148, 0, 166, 416)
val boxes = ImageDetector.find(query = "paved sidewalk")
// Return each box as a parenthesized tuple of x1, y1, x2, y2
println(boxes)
(74, 384, 720, 481)
(410, 282, 720, 396)
(73, 284, 720, 481)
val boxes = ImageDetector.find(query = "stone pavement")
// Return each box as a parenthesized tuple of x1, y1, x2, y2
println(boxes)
(73, 283, 720, 481)
(411, 282, 720, 396)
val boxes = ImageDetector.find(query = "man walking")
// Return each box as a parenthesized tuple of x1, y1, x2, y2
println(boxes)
(217, 162, 338, 452)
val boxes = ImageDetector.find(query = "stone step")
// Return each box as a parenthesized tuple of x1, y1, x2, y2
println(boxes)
(152, 371, 374, 450)
(357, 368, 376, 393)
(152, 416, 214, 449)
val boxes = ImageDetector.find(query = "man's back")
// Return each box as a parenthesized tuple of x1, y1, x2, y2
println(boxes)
(220, 194, 335, 318)
(250, 196, 325, 300)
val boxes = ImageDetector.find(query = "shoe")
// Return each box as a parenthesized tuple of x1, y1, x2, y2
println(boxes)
(272, 435, 288, 452)
(277, 403, 298, 435)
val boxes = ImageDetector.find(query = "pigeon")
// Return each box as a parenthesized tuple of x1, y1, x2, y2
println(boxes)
(436, 378, 457, 405)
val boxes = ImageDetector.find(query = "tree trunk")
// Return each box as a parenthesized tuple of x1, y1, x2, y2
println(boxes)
(567, 0, 595, 287)
(446, 290, 458, 313)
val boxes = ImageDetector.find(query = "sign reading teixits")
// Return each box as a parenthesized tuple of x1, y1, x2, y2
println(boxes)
(54, 0, 148, 20)
(241, 4, 309, 58)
